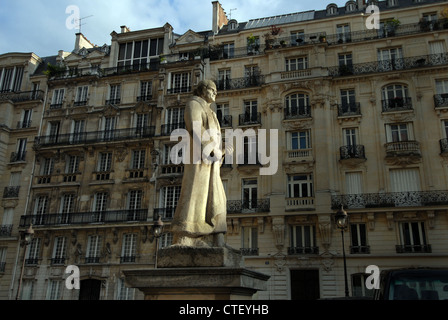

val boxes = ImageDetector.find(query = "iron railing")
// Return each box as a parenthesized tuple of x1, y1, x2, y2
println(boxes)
(396, 244, 432, 254)
(340, 145, 366, 160)
(0, 225, 13, 237)
(239, 112, 261, 126)
(17, 121, 32, 129)
(10, 152, 26, 162)
(284, 106, 311, 120)
(227, 199, 270, 214)
(3, 186, 20, 198)
(434, 94, 448, 108)
(34, 127, 155, 148)
(331, 190, 448, 210)
(382, 97, 413, 112)
(19, 209, 149, 227)
(350, 245, 371, 254)
(216, 75, 265, 91)
(160, 123, 186, 136)
(288, 246, 319, 255)
(0, 90, 44, 103)
(240, 248, 259, 256)
(337, 102, 361, 117)
(440, 138, 448, 154)
(329, 53, 448, 77)
(218, 115, 232, 128)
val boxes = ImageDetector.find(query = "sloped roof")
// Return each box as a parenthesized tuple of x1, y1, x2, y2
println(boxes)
(244, 11, 315, 30)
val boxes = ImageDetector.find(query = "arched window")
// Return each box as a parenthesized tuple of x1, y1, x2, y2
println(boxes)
(285, 93, 311, 119)
(327, 4, 338, 15)
(381, 84, 412, 111)
(345, 1, 357, 12)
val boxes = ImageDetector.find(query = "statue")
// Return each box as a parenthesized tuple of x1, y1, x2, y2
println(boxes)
(171, 80, 230, 247)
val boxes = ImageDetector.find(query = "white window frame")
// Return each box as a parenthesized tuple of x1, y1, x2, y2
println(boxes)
(287, 174, 314, 198)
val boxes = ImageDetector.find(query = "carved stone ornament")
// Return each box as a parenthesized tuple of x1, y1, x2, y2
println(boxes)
(271, 216, 285, 249)
(385, 155, 422, 166)
(282, 118, 313, 131)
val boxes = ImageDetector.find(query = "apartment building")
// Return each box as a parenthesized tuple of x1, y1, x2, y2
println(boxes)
(2, 0, 448, 300)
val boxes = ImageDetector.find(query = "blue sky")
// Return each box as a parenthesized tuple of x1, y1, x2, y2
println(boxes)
(0, 0, 348, 57)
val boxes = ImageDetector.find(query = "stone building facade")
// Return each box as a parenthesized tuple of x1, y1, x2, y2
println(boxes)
(1, 0, 448, 300)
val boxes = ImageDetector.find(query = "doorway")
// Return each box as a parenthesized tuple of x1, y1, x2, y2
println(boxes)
(290, 269, 320, 300)
(79, 279, 102, 300)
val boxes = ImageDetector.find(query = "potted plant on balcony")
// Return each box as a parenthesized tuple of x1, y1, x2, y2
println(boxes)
(384, 19, 401, 37)
(319, 34, 327, 43)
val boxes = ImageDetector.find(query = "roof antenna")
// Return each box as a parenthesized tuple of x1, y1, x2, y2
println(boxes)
(75, 15, 93, 34)
(229, 8, 237, 20)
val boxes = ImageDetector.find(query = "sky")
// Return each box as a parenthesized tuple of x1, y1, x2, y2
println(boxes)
(0, 0, 349, 58)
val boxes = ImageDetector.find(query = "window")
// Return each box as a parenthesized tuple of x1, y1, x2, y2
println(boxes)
(20, 280, 34, 300)
(443, 120, 448, 139)
(387, 0, 398, 6)
(46, 280, 62, 300)
(159, 186, 181, 218)
(245, 65, 260, 81)
(386, 123, 414, 143)
(0, 248, 6, 272)
(102, 116, 117, 141)
(345, 172, 363, 194)
(34, 196, 49, 216)
(241, 226, 258, 255)
(117, 38, 163, 68)
(350, 223, 369, 253)
(60, 194, 75, 214)
(1, 208, 13, 235)
(346, 1, 357, 12)
(289, 225, 318, 254)
(238, 135, 257, 165)
(352, 274, 374, 298)
(285, 93, 310, 118)
(19, 109, 32, 128)
(108, 84, 121, 104)
(390, 168, 421, 192)
(216, 103, 231, 127)
(138, 81, 152, 101)
(86, 235, 102, 263)
(285, 57, 308, 71)
(127, 190, 142, 210)
(131, 150, 146, 170)
(242, 179, 258, 210)
(287, 174, 314, 198)
(13, 138, 27, 162)
(223, 42, 235, 58)
(26, 238, 41, 265)
(121, 233, 137, 263)
(0, 66, 24, 92)
(40, 158, 54, 177)
(337, 24, 351, 43)
(52, 237, 67, 265)
(340, 89, 358, 114)
(327, 4, 338, 15)
(163, 144, 184, 166)
(378, 48, 403, 71)
(93, 192, 108, 212)
(241, 100, 259, 125)
(65, 155, 80, 181)
(159, 232, 173, 249)
(97, 153, 112, 180)
(169, 72, 191, 94)
(71, 119, 85, 143)
(51, 89, 65, 108)
(343, 127, 359, 146)
(381, 84, 411, 111)
(75, 86, 88, 106)
(290, 131, 311, 150)
(218, 69, 231, 90)
(116, 278, 135, 300)
(247, 35, 260, 54)
(338, 53, 353, 68)
(398, 222, 430, 253)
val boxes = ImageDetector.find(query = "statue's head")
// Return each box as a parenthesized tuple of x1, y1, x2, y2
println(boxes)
(195, 80, 217, 103)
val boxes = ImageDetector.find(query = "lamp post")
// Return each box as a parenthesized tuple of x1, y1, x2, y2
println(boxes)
(152, 216, 164, 269)
(335, 206, 349, 297)
(16, 224, 34, 300)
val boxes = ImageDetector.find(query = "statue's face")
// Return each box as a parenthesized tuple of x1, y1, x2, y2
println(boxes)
(204, 85, 217, 103)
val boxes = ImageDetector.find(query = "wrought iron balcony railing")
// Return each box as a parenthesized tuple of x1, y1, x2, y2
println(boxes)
(10, 151, 26, 162)
(0, 224, 13, 237)
(434, 94, 448, 108)
(284, 106, 311, 120)
(120, 256, 136, 263)
(160, 122, 186, 136)
(218, 115, 232, 128)
(331, 190, 448, 210)
(0, 90, 44, 103)
(338, 102, 361, 117)
(17, 121, 32, 129)
(288, 246, 319, 255)
(34, 127, 155, 149)
(19, 209, 149, 227)
(440, 138, 448, 154)
(396, 244, 432, 254)
(382, 97, 413, 112)
(227, 199, 270, 214)
(208, 44, 266, 61)
(167, 86, 191, 94)
(329, 53, 448, 77)
(3, 186, 20, 198)
(239, 112, 261, 126)
(240, 248, 259, 256)
(216, 75, 265, 91)
(350, 245, 370, 254)
(340, 145, 366, 160)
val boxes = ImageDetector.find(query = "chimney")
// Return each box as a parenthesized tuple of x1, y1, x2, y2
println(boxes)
(74, 33, 94, 52)
(212, 1, 229, 34)
(357, 0, 366, 10)
(121, 25, 131, 33)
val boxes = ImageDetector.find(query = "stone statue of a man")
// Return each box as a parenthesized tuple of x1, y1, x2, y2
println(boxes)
(171, 80, 228, 247)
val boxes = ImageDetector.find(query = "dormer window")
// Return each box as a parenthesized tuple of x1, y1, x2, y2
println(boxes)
(228, 19, 238, 31)
(327, 4, 338, 15)
(387, 0, 398, 6)
(345, 1, 357, 12)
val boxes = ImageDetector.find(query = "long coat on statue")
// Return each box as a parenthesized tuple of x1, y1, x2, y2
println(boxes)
(171, 96, 227, 238)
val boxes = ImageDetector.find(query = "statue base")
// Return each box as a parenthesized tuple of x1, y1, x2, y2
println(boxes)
(123, 246, 270, 300)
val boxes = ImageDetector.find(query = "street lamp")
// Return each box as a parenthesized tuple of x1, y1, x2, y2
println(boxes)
(335, 206, 349, 297)
(152, 216, 164, 269)
(16, 224, 34, 300)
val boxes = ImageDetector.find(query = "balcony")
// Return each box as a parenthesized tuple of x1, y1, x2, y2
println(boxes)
(240, 248, 259, 256)
(329, 53, 448, 77)
(216, 76, 265, 91)
(238, 112, 261, 126)
(331, 190, 448, 210)
(17, 121, 32, 129)
(350, 245, 371, 254)
(385, 141, 421, 157)
(0, 224, 13, 237)
(284, 106, 311, 120)
(105, 98, 120, 105)
(19, 209, 149, 227)
(288, 246, 319, 255)
(382, 97, 413, 113)
(167, 87, 191, 94)
(440, 139, 448, 155)
(227, 199, 270, 214)
(218, 115, 232, 128)
(161, 123, 186, 136)
(284, 149, 313, 163)
(120, 256, 136, 263)
(34, 127, 155, 149)
(396, 244, 432, 254)
(137, 95, 153, 102)
(10, 151, 26, 163)
(3, 186, 20, 198)
(153, 207, 176, 221)
(208, 44, 266, 61)
(340, 145, 366, 162)
(160, 164, 184, 175)
(337, 103, 361, 117)
(285, 197, 315, 211)
(0, 90, 44, 103)
(434, 94, 448, 109)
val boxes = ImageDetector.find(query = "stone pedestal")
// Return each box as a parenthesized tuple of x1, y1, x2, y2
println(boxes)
(123, 246, 270, 300)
